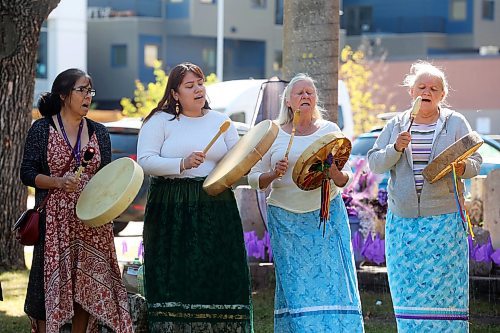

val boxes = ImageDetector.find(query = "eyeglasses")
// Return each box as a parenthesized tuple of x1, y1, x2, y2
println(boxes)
(72, 87, 96, 97)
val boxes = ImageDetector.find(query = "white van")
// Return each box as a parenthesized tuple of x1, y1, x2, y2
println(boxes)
(206, 78, 354, 139)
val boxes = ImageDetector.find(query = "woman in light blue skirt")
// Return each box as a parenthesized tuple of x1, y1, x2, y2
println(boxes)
(249, 73, 364, 333)
(368, 61, 482, 332)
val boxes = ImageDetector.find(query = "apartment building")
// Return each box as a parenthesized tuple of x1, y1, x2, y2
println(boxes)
(35, 0, 87, 101)
(87, 0, 284, 109)
(343, 0, 500, 58)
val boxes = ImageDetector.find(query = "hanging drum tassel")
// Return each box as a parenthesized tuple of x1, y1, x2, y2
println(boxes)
(451, 163, 475, 239)
(318, 174, 331, 237)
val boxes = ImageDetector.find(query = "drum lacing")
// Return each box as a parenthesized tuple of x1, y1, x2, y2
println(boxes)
(252, 148, 264, 160)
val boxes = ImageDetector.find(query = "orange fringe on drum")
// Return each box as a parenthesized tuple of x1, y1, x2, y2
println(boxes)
(319, 177, 330, 237)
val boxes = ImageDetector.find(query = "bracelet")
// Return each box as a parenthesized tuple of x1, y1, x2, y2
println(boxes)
(181, 158, 186, 171)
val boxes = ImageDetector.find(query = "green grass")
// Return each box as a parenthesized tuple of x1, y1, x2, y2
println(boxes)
(0, 270, 31, 332)
(1, 270, 498, 333)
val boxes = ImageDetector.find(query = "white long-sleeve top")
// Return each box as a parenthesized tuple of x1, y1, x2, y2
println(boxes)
(137, 110, 239, 178)
(248, 119, 353, 213)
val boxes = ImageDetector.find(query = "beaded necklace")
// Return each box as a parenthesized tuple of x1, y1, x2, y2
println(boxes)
(57, 112, 84, 166)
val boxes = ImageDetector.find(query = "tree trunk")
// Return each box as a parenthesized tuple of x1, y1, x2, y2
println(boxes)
(283, 0, 340, 122)
(0, 0, 60, 270)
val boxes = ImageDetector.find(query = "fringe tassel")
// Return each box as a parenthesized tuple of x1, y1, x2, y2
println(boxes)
(318, 177, 331, 237)
(451, 163, 475, 239)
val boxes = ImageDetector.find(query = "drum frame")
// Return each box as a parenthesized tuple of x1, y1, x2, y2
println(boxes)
(292, 132, 351, 191)
(203, 120, 279, 196)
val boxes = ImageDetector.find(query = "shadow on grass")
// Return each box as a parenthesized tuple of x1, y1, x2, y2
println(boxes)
(0, 311, 30, 332)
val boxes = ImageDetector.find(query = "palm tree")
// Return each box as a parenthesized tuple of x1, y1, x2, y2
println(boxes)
(282, 0, 340, 123)
(0, 0, 61, 269)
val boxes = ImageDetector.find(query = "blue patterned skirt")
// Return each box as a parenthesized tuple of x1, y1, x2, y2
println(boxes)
(267, 194, 364, 333)
(386, 210, 469, 332)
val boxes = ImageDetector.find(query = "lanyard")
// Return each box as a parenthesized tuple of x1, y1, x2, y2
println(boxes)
(57, 112, 84, 166)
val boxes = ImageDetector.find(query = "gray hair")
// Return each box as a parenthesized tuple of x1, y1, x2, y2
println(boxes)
(276, 73, 326, 125)
(403, 61, 450, 107)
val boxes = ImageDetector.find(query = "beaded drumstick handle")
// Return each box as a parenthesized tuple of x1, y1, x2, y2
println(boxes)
(75, 147, 95, 179)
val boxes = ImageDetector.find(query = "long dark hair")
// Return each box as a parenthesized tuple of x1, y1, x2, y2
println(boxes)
(143, 62, 210, 122)
(38, 68, 92, 117)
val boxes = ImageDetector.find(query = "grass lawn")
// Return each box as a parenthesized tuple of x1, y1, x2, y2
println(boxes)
(1, 270, 499, 332)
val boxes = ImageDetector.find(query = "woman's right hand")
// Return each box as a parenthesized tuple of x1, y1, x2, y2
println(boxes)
(59, 174, 78, 193)
(183, 151, 206, 170)
(395, 131, 411, 152)
(273, 158, 288, 178)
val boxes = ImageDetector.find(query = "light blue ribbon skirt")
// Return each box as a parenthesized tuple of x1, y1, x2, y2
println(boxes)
(386, 210, 469, 332)
(267, 194, 364, 333)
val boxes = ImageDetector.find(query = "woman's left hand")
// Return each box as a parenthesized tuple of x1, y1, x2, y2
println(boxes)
(328, 162, 348, 187)
(454, 161, 466, 177)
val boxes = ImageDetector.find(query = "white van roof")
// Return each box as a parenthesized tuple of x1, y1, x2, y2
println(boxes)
(206, 79, 265, 109)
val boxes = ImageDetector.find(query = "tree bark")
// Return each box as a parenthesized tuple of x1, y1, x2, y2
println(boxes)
(283, 0, 340, 122)
(0, 0, 60, 270)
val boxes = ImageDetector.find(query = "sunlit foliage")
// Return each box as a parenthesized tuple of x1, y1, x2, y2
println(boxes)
(120, 60, 218, 118)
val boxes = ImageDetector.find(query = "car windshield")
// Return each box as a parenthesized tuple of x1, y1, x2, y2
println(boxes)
(351, 136, 377, 156)
(109, 132, 138, 159)
(478, 142, 500, 164)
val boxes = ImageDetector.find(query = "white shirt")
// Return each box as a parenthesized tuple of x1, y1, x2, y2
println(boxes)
(137, 110, 239, 178)
(248, 119, 353, 213)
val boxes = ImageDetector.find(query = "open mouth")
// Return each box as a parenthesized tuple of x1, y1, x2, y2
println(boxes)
(194, 96, 204, 101)
(82, 103, 89, 108)
(300, 102, 311, 106)
(422, 98, 431, 103)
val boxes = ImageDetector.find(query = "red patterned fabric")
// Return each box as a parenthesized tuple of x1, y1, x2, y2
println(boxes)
(44, 127, 133, 333)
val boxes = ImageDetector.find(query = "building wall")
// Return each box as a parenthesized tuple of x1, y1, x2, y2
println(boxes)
(373, 57, 500, 134)
(35, 0, 88, 100)
(473, 0, 500, 49)
(88, 19, 138, 106)
(342, 0, 498, 58)
(87, 0, 283, 107)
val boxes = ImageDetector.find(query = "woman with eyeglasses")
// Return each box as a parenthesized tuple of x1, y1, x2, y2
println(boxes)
(137, 62, 253, 332)
(20, 68, 133, 333)
(368, 61, 482, 332)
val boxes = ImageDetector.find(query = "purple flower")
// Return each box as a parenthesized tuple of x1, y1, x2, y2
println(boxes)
(378, 189, 388, 206)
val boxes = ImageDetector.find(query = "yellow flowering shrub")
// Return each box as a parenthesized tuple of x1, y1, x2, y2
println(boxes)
(121, 60, 218, 118)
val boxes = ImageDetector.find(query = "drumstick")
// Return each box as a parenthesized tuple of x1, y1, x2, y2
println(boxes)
(75, 147, 95, 179)
(203, 120, 231, 154)
(277, 110, 300, 177)
(284, 110, 300, 159)
(401, 96, 422, 153)
(406, 96, 422, 132)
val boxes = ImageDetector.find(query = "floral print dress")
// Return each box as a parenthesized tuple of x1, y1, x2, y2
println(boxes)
(44, 126, 133, 333)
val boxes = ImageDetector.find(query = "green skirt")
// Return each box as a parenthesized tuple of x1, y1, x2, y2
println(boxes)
(143, 177, 253, 332)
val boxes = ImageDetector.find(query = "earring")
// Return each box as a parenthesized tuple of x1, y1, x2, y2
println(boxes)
(175, 102, 180, 120)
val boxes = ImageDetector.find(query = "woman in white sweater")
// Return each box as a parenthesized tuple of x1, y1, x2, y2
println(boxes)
(248, 73, 364, 333)
(137, 62, 252, 333)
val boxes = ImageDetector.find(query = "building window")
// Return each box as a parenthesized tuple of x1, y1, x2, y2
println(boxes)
(275, 0, 283, 25)
(251, 0, 266, 9)
(36, 24, 48, 79)
(144, 44, 159, 67)
(111, 45, 127, 67)
(450, 0, 467, 21)
(345, 5, 372, 35)
(482, 0, 495, 20)
(202, 48, 216, 68)
(273, 50, 282, 72)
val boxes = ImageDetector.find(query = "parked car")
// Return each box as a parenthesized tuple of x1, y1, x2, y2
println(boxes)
(349, 128, 500, 192)
(104, 117, 250, 235)
(104, 118, 148, 235)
